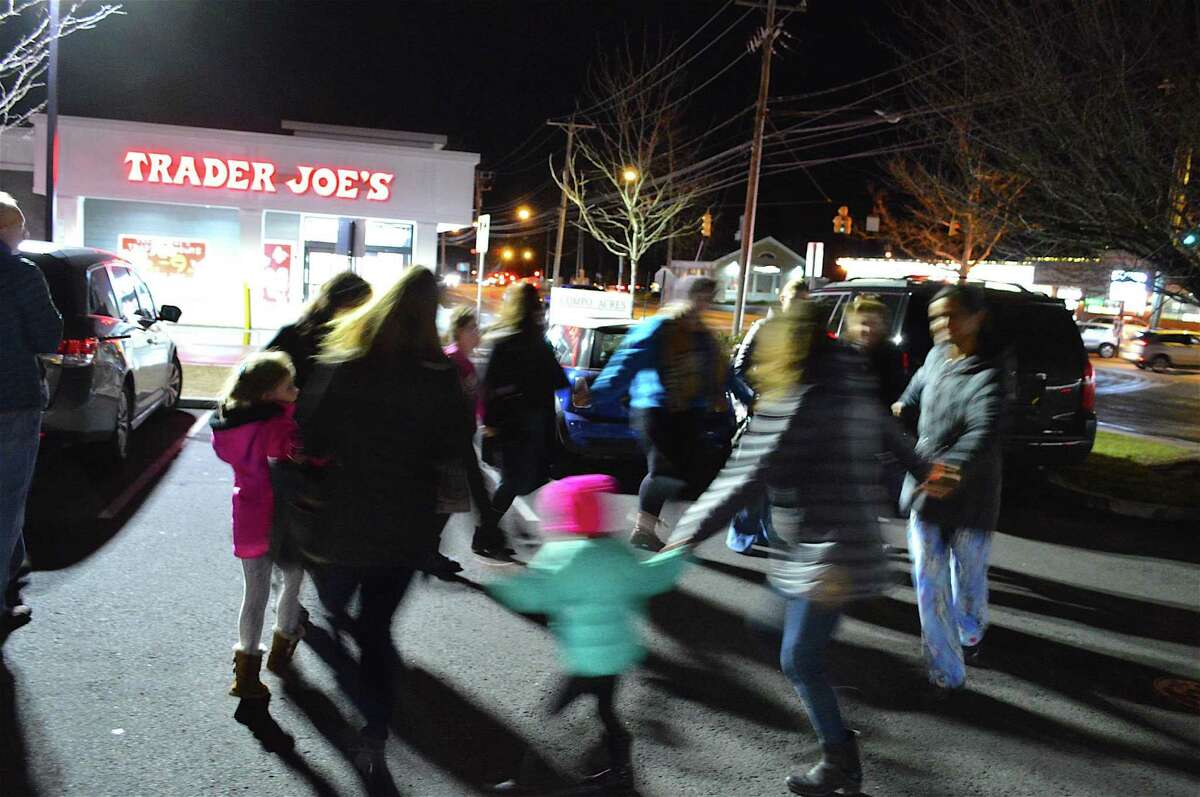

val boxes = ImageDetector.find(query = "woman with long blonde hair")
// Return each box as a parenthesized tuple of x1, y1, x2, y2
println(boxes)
(294, 265, 481, 773)
(664, 299, 932, 796)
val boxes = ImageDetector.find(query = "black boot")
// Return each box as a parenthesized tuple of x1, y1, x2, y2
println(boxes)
(786, 735, 862, 796)
(574, 730, 634, 793)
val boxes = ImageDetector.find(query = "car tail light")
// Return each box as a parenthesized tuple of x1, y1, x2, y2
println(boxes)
(1081, 359, 1096, 413)
(55, 337, 99, 367)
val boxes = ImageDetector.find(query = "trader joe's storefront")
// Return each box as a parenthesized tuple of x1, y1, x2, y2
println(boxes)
(33, 115, 479, 327)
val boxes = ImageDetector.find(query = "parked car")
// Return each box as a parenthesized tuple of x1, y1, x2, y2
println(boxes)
(810, 278, 1096, 465)
(547, 316, 737, 469)
(1077, 320, 1121, 357)
(23, 243, 183, 459)
(1077, 317, 1146, 357)
(546, 318, 641, 461)
(1124, 330, 1200, 372)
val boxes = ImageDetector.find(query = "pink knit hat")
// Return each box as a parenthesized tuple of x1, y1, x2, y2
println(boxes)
(537, 474, 618, 537)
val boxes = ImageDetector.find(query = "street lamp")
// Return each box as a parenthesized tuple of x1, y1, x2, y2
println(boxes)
(522, 248, 534, 261)
(516, 205, 532, 221)
(621, 166, 639, 183)
(501, 247, 515, 261)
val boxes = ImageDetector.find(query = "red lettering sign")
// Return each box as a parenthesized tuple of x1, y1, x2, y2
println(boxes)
(123, 150, 394, 201)
(118, 234, 208, 277)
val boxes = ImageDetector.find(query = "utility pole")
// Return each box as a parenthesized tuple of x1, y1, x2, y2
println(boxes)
(548, 118, 596, 287)
(44, 0, 60, 241)
(732, 0, 791, 334)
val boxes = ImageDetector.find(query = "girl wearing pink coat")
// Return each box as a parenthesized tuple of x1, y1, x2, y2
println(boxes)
(211, 352, 305, 699)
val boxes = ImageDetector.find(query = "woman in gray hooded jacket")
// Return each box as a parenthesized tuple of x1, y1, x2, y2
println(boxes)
(664, 301, 938, 796)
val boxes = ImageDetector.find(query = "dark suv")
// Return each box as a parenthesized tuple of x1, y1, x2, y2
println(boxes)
(811, 279, 1096, 465)
(24, 244, 183, 459)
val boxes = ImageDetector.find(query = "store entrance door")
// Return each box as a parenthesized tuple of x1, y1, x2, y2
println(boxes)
(302, 241, 354, 302)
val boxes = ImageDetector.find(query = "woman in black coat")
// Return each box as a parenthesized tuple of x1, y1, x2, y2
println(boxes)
(294, 266, 481, 772)
(480, 282, 567, 557)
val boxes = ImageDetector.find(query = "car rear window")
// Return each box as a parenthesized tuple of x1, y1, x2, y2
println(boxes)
(992, 303, 1084, 376)
(27, 254, 81, 317)
(592, 329, 628, 369)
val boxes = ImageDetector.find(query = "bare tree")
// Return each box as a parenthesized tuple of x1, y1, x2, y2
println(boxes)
(875, 118, 1027, 277)
(552, 41, 708, 286)
(1, 0, 123, 130)
(889, 0, 1200, 295)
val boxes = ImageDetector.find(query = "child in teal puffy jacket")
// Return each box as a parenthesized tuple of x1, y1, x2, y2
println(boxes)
(487, 474, 686, 793)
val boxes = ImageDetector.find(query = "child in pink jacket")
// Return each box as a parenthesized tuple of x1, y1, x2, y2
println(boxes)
(211, 352, 305, 699)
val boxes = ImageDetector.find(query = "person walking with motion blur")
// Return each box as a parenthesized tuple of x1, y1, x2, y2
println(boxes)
(441, 305, 506, 567)
(294, 266, 482, 774)
(577, 276, 733, 552)
(265, 271, 371, 390)
(487, 475, 686, 794)
(663, 300, 944, 796)
(211, 352, 307, 698)
(726, 277, 807, 555)
(481, 282, 566, 561)
(892, 283, 1003, 697)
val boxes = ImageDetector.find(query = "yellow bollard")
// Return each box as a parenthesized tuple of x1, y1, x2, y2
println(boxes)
(243, 283, 252, 346)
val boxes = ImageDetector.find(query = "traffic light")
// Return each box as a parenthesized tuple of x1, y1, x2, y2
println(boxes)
(832, 205, 852, 235)
(947, 219, 961, 237)
(701, 210, 713, 237)
(1182, 228, 1198, 248)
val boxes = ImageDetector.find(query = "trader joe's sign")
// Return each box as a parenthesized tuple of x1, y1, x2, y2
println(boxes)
(118, 234, 208, 277)
(123, 150, 395, 201)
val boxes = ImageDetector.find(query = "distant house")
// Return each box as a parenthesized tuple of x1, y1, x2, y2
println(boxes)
(660, 237, 807, 303)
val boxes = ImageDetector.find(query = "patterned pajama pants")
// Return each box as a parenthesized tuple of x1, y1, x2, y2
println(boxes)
(907, 514, 993, 688)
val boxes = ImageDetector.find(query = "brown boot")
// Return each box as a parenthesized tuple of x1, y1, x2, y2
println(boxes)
(229, 649, 271, 699)
(266, 628, 303, 675)
(629, 511, 665, 552)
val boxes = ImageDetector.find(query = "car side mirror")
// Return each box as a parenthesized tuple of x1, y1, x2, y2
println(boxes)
(158, 305, 182, 323)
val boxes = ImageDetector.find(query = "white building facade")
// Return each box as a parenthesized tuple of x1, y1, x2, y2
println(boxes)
(30, 116, 479, 327)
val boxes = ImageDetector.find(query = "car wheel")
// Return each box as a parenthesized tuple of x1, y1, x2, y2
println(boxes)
(1150, 355, 1170, 373)
(1098, 343, 1116, 358)
(110, 383, 134, 460)
(162, 357, 183, 412)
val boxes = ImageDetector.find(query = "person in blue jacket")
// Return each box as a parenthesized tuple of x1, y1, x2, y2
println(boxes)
(0, 193, 62, 635)
(579, 276, 732, 551)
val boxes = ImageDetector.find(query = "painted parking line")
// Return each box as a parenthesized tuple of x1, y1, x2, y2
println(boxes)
(479, 461, 541, 525)
(98, 411, 213, 521)
(187, 410, 214, 438)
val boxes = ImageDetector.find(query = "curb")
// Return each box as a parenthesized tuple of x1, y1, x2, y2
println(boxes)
(1045, 473, 1193, 522)
(180, 397, 218, 410)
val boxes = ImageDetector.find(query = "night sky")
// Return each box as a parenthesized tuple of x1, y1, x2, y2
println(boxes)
(52, 0, 897, 276)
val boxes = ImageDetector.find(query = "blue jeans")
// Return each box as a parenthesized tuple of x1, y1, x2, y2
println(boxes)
(0, 410, 41, 613)
(907, 514, 993, 688)
(780, 596, 849, 745)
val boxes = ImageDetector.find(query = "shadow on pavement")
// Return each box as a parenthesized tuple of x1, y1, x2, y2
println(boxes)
(999, 471, 1199, 564)
(22, 409, 195, 571)
(986, 564, 1200, 648)
(681, 556, 1200, 774)
(0, 651, 42, 797)
(232, 698, 342, 797)
(294, 617, 566, 794)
